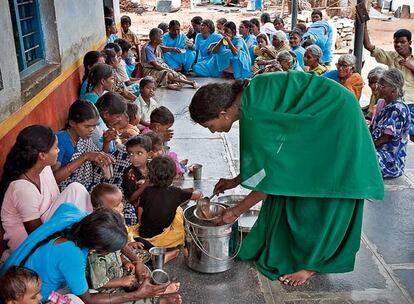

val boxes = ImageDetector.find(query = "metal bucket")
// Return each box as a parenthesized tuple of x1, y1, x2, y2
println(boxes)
(183, 204, 241, 273)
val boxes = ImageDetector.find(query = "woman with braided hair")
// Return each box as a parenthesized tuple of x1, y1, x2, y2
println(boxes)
(0, 125, 92, 259)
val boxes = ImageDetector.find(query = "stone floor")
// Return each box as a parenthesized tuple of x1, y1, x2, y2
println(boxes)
(155, 78, 414, 304)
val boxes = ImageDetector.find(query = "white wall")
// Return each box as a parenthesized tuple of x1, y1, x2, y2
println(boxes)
(0, 0, 22, 121)
(54, 0, 106, 69)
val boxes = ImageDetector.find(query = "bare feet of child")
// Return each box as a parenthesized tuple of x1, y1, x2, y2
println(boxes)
(167, 83, 183, 91)
(164, 248, 180, 264)
(160, 293, 182, 304)
(164, 282, 180, 294)
(278, 270, 316, 286)
(191, 81, 198, 89)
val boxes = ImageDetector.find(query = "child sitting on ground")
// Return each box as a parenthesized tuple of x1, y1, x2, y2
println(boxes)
(122, 135, 152, 226)
(145, 131, 164, 158)
(0, 266, 79, 304)
(137, 76, 159, 127)
(138, 156, 202, 248)
(88, 183, 180, 299)
(143, 107, 188, 177)
(112, 103, 140, 144)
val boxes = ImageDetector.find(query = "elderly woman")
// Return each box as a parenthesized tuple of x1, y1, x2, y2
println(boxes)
(161, 20, 196, 73)
(364, 67, 386, 120)
(193, 21, 251, 79)
(323, 54, 364, 101)
(271, 30, 291, 56)
(189, 72, 383, 286)
(0, 126, 93, 259)
(264, 51, 303, 73)
(304, 45, 329, 75)
(371, 68, 411, 178)
(194, 19, 222, 64)
(141, 28, 197, 90)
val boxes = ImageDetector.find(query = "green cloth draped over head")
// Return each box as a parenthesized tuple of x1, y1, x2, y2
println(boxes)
(239, 71, 384, 200)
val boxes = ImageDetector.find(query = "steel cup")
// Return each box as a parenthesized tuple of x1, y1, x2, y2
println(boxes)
(149, 247, 166, 270)
(151, 269, 170, 285)
(192, 164, 202, 180)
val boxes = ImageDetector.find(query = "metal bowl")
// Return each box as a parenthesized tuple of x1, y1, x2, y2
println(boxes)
(194, 203, 226, 221)
(134, 249, 151, 263)
(238, 209, 260, 233)
(217, 195, 247, 207)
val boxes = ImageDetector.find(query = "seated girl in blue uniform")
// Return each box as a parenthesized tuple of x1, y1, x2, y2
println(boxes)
(161, 20, 196, 73)
(193, 21, 251, 79)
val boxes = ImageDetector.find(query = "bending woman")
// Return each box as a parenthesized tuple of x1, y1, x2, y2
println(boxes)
(0, 205, 173, 303)
(189, 72, 383, 286)
(193, 21, 251, 79)
(0, 125, 92, 259)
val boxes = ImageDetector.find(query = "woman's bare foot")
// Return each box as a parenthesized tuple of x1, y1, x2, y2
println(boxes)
(164, 248, 180, 263)
(159, 293, 182, 304)
(279, 270, 316, 286)
(164, 282, 180, 294)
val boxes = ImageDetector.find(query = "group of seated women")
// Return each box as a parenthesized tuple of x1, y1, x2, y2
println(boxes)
(106, 10, 334, 89)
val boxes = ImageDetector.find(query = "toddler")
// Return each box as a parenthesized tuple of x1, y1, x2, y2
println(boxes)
(145, 131, 164, 158)
(137, 77, 159, 127)
(122, 135, 152, 225)
(145, 107, 187, 177)
(0, 266, 78, 304)
(0, 266, 43, 304)
(138, 156, 202, 248)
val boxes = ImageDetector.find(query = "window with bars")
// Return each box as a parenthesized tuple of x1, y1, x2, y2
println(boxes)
(8, 0, 44, 75)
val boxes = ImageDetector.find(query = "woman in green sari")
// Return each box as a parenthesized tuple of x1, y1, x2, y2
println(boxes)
(189, 71, 384, 286)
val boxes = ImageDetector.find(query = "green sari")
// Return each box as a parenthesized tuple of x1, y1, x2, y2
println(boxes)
(238, 71, 383, 280)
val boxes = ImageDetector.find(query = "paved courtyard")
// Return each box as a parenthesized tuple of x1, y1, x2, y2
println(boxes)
(156, 78, 414, 304)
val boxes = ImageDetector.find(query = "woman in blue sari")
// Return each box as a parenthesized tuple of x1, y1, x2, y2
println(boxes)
(0, 205, 170, 303)
(194, 19, 222, 63)
(193, 21, 251, 79)
(239, 20, 257, 63)
(162, 20, 196, 73)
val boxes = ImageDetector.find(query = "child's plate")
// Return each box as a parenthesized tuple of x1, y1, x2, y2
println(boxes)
(134, 249, 151, 263)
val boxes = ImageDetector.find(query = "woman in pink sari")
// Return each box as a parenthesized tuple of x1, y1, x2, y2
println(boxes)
(0, 125, 92, 260)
